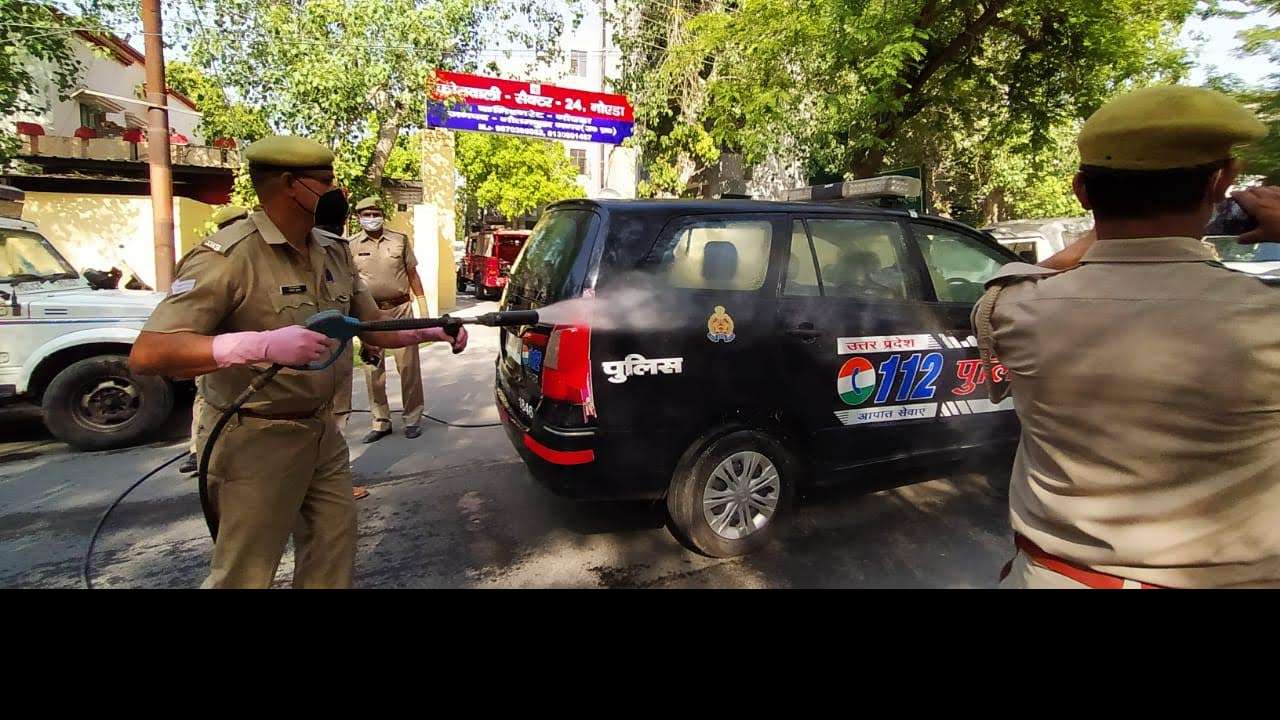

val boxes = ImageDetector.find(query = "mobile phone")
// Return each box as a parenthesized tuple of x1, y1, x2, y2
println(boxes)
(1205, 197, 1259, 236)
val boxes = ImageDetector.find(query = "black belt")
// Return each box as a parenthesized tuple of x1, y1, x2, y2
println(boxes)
(376, 294, 412, 310)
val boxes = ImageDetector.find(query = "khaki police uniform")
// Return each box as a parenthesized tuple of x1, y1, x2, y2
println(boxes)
(349, 225, 424, 431)
(147, 209, 381, 588)
(188, 206, 249, 458)
(972, 85, 1280, 588)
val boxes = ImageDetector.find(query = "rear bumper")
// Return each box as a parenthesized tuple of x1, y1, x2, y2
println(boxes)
(496, 386, 664, 501)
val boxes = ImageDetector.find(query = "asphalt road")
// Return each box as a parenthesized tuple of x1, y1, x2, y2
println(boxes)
(0, 297, 1016, 588)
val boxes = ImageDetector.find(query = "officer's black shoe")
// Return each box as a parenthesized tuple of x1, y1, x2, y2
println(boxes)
(362, 428, 392, 444)
(404, 425, 421, 439)
(178, 453, 197, 474)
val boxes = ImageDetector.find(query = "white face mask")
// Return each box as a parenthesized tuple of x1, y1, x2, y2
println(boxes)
(359, 216, 384, 231)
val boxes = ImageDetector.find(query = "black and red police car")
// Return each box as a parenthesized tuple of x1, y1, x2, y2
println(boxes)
(494, 177, 1020, 557)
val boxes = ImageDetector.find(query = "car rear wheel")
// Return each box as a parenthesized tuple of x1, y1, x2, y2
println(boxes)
(456, 273, 467, 293)
(666, 430, 797, 558)
(42, 354, 174, 450)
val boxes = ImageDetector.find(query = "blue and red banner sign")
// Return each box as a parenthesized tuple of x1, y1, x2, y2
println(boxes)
(428, 70, 634, 145)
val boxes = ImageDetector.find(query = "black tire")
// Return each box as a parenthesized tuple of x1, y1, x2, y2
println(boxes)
(456, 273, 467, 293)
(666, 429, 798, 558)
(42, 354, 174, 450)
(475, 274, 495, 300)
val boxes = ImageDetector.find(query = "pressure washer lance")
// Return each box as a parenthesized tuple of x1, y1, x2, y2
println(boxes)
(196, 308, 538, 541)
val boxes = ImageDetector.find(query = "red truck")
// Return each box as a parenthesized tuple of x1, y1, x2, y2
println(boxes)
(457, 227, 530, 300)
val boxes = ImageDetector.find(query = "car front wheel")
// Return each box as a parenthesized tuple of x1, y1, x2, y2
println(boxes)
(666, 430, 797, 557)
(41, 354, 174, 450)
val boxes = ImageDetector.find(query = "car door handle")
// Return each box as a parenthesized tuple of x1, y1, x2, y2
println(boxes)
(786, 325, 823, 340)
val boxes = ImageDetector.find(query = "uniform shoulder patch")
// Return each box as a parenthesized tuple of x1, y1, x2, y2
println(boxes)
(202, 217, 256, 255)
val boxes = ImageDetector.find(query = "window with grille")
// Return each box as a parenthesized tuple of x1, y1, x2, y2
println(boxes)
(569, 50, 588, 77)
(570, 148, 587, 175)
(79, 103, 106, 132)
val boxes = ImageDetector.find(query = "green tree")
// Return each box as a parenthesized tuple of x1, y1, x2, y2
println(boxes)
(616, 0, 1194, 221)
(455, 132, 584, 223)
(165, 60, 270, 146)
(1208, 1, 1280, 183)
(183, 0, 568, 200)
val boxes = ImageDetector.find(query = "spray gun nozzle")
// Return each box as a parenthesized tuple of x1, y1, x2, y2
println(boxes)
(474, 310, 539, 327)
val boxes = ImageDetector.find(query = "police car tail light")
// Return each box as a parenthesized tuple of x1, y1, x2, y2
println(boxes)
(542, 324, 591, 404)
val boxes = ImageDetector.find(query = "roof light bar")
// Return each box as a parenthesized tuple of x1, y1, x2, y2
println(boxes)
(786, 175, 922, 202)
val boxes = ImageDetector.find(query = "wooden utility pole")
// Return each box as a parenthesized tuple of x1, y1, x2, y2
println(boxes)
(142, 0, 174, 291)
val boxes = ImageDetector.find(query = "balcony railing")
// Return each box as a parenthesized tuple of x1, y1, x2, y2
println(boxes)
(17, 133, 241, 169)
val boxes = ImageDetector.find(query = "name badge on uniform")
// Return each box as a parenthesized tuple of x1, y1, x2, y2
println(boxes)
(281, 284, 307, 295)
(357, 252, 371, 256)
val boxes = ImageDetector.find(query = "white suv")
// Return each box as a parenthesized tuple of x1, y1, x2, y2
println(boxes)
(1, 212, 174, 449)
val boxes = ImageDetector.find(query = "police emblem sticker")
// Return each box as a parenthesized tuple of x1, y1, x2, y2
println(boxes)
(706, 305, 736, 343)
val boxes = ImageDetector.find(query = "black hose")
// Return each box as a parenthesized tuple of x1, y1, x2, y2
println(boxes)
(346, 408, 501, 428)
(83, 362, 499, 588)
(424, 414, 501, 428)
(82, 449, 188, 590)
(197, 364, 284, 542)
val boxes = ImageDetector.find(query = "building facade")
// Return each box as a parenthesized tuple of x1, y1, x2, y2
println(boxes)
(492, 0, 637, 199)
(3, 30, 236, 288)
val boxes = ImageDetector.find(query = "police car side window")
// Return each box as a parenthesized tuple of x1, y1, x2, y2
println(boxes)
(805, 219, 909, 301)
(656, 219, 772, 291)
(912, 224, 1006, 304)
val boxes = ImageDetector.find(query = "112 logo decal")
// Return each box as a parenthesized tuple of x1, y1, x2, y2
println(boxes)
(837, 352, 944, 407)
(837, 357, 877, 405)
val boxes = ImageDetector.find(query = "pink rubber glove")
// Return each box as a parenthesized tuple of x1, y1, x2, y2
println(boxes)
(211, 326, 336, 368)
(387, 326, 468, 354)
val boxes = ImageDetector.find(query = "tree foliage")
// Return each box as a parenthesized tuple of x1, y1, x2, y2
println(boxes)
(616, 0, 1196, 223)
(165, 60, 270, 145)
(454, 132, 584, 223)
(1207, 1, 1280, 184)
(183, 0, 569, 199)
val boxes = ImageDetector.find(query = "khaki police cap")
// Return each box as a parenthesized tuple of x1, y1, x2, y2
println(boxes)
(354, 196, 382, 213)
(211, 205, 248, 227)
(242, 135, 335, 170)
(1079, 86, 1267, 170)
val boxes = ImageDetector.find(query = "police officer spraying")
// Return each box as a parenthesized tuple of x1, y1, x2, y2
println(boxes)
(129, 136, 468, 589)
(973, 86, 1280, 588)
(349, 196, 430, 443)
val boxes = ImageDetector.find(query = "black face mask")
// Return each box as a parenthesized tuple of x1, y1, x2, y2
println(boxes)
(293, 178, 349, 230)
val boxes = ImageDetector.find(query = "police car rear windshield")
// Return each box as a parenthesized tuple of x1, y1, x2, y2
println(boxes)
(1, 229, 78, 283)
(506, 209, 597, 305)
(1208, 236, 1280, 263)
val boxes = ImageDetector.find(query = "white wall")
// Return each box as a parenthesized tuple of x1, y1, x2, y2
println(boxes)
(490, 0, 635, 199)
(6, 35, 202, 142)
